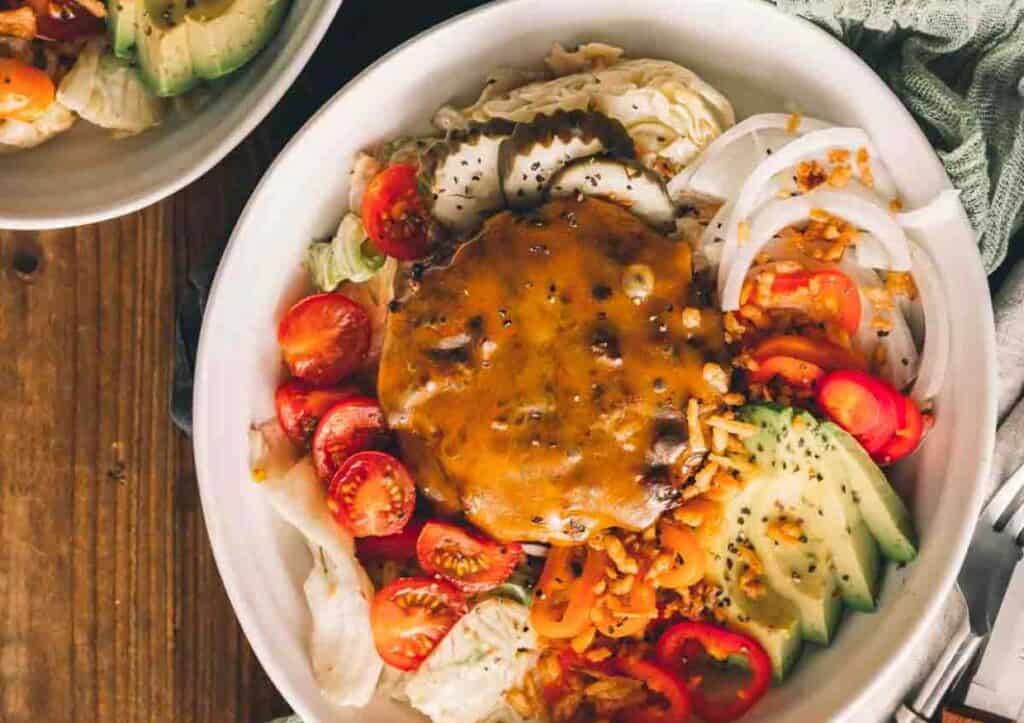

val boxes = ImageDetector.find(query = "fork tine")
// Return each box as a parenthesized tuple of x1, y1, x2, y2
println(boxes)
(984, 461, 1024, 526)
(1006, 495, 1024, 544)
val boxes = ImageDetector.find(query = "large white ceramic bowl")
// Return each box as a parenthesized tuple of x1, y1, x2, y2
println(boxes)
(193, 1, 998, 721)
(0, 0, 342, 230)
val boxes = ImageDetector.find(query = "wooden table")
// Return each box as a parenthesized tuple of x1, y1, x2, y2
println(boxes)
(0, 2, 1016, 721)
(0, 2, 485, 720)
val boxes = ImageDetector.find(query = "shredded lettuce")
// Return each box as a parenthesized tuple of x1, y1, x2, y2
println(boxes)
(57, 41, 163, 134)
(306, 213, 386, 291)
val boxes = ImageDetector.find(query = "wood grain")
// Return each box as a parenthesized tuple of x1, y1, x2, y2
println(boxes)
(0, 2, 489, 721)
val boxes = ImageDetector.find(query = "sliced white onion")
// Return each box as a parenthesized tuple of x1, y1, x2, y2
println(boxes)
(896, 189, 963, 229)
(520, 543, 549, 558)
(855, 232, 891, 269)
(907, 242, 950, 402)
(838, 258, 920, 392)
(666, 113, 832, 199)
(719, 190, 912, 309)
(717, 128, 906, 280)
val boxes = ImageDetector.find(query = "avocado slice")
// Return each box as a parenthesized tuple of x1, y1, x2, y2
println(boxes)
(698, 404, 918, 680)
(740, 405, 883, 612)
(701, 504, 804, 681)
(134, 0, 290, 97)
(821, 420, 917, 562)
(186, 0, 290, 80)
(107, 0, 138, 59)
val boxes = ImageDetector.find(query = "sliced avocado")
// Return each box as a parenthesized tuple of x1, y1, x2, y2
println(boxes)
(187, 0, 289, 80)
(136, 0, 196, 97)
(821, 421, 917, 562)
(702, 526, 804, 680)
(134, 0, 290, 97)
(740, 405, 882, 612)
(107, 0, 139, 59)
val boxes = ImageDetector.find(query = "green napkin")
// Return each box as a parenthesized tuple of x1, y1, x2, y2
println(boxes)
(771, 0, 1024, 271)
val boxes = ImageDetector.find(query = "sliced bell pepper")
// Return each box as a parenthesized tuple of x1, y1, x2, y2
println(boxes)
(815, 369, 901, 454)
(750, 334, 866, 372)
(656, 522, 706, 591)
(769, 268, 862, 334)
(656, 621, 772, 723)
(748, 355, 825, 389)
(530, 546, 606, 639)
(617, 657, 692, 723)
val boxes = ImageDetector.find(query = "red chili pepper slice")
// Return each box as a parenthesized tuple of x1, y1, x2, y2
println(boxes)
(655, 621, 771, 723)
(616, 657, 692, 723)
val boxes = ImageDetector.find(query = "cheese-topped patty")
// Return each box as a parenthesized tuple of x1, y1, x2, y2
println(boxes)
(379, 198, 725, 543)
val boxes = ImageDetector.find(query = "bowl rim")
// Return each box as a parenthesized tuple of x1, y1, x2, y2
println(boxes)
(193, 1, 998, 720)
(0, 0, 344, 231)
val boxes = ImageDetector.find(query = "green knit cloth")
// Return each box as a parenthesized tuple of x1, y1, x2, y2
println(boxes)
(770, 0, 1024, 272)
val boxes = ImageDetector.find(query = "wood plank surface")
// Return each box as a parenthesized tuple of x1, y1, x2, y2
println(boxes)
(0, 2, 484, 720)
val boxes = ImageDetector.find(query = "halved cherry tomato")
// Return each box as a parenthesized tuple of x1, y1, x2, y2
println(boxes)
(311, 396, 390, 481)
(750, 334, 866, 372)
(356, 517, 427, 562)
(531, 547, 606, 639)
(749, 356, 825, 388)
(656, 522, 706, 591)
(816, 370, 901, 454)
(769, 268, 862, 334)
(656, 621, 771, 723)
(274, 379, 357, 447)
(370, 577, 467, 671)
(0, 58, 55, 122)
(326, 451, 415, 537)
(277, 292, 370, 386)
(416, 520, 522, 593)
(873, 394, 924, 465)
(616, 657, 692, 723)
(361, 163, 430, 260)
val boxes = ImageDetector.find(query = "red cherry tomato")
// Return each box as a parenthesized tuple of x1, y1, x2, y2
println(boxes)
(370, 577, 467, 671)
(326, 451, 415, 537)
(749, 355, 826, 388)
(277, 292, 370, 386)
(29, 0, 105, 40)
(0, 59, 55, 123)
(416, 520, 522, 594)
(873, 395, 924, 465)
(360, 163, 430, 260)
(311, 396, 390, 482)
(616, 657, 692, 723)
(816, 370, 901, 454)
(274, 379, 358, 447)
(356, 517, 427, 562)
(770, 268, 862, 334)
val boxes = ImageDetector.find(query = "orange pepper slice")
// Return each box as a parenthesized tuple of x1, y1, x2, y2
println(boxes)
(531, 547, 606, 639)
(594, 580, 657, 638)
(656, 522, 706, 591)
(0, 58, 55, 123)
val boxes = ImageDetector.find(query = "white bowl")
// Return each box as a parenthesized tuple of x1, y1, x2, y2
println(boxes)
(193, 1, 998, 721)
(0, 0, 342, 230)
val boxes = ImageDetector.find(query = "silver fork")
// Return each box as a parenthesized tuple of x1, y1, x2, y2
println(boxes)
(895, 461, 1024, 722)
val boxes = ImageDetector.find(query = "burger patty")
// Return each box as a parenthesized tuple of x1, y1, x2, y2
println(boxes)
(378, 197, 725, 543)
